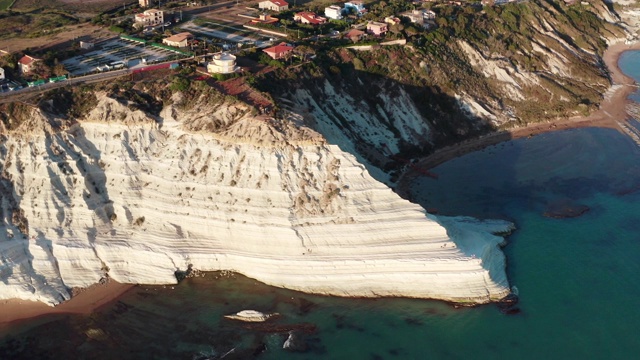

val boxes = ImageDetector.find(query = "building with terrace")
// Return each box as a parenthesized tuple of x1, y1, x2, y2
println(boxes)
(134, 8, 164, 27)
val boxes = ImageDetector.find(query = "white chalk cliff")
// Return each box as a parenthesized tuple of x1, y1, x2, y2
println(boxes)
(0, 92, 513, 305)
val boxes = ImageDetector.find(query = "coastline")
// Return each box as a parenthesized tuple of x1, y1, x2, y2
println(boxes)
(397, 41, 640, 192)
(0, 281, 134, 331)
(1, 42, 638, 332)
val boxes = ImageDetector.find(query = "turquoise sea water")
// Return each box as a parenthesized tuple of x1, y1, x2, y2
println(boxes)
(2, 52, 640, 359)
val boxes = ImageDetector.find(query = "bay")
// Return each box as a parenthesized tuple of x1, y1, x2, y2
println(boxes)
(2, 52, 640, 359)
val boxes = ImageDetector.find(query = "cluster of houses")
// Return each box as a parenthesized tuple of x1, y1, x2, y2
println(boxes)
(1, 0, 442, 86)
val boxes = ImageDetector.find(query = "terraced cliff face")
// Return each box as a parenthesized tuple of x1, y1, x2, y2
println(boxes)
(0, 90, 513, 305)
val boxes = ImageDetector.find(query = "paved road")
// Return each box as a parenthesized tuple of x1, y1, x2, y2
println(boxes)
(0, 69, 131, 105)
(0, 54, 197, 105)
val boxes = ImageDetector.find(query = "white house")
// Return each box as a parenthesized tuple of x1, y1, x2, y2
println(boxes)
(401, 9, 436, 28)
(0, 67, 5, 80)
(18, 55, 42, 74)
(324, 5, 343, 20)
(134, 8, 164, 27)
(258, 0, 289, 12)
(344, 1, 366, 16)
(207, 53, 238, 74)
(139, 0, 150, 7)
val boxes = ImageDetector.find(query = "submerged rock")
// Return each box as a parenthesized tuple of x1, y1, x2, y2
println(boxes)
(543, 203, 590, 219)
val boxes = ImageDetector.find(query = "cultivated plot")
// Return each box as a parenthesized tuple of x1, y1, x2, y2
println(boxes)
(180, 21, 276, 47)
(61, 38, 187, 76)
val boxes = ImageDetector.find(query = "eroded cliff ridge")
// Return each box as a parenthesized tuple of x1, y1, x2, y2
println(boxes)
(258, 0, 636, 173)
(0, 82, 513, 305)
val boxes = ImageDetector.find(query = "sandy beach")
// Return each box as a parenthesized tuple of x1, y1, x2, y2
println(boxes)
(397, 41, 640, 193)
(0, 281, 134, 331)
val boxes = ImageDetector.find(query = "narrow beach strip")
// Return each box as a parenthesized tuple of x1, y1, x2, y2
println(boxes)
(398, 41, 640, 183)
(0, 281, 134, 331)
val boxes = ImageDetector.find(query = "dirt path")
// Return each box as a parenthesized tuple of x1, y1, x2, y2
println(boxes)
(396, 41, 640, 194)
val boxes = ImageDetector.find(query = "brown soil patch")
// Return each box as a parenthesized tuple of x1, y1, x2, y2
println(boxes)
(0, 22, 116, 54)
(211, 76, 273, 110)
(14, 0, 122, 12)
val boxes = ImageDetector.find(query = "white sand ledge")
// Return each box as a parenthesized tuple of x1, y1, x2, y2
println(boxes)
(0, 98, 513, 305)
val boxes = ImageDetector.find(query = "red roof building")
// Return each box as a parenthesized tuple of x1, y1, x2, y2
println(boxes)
(18, 55, 42, 74)
(294, 11, 327, 25)
(262, 42, 295, 60)
(344, 29, 365, 42)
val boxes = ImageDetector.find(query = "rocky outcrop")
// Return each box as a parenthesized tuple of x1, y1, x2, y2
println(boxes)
(0, 92, 513, 305)
(224, 310, 279, 322)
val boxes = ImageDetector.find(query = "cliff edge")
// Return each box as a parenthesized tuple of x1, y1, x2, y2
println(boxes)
(0, 86, 513, 305)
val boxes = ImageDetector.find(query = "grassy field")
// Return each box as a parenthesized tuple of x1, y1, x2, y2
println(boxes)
(13, 0, 131, 13)
(0, 10, 80, 39)
(0, 0, 16, 11)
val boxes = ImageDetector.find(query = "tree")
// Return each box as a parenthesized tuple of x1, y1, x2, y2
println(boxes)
(404, 25, 419, 38)
(31, 61, 52, 79)
(53, 63, 67, 76)
(389, 23, 404, 36)
(170, 76, 190, 91)
(294, 45, 315, 60)
(0, 53, 18, 70)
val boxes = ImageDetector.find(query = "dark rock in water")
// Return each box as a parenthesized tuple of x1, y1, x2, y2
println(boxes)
(543, 202, 589, 219)
(280, 296, 318, 315)
(283, 330, 308, 352)
(297, 297, 317, 314)
(242, 322, 317, 334)
(174, 264, 194, 282)
(502, 307, 522, 315)
(404, 317, 423, 326)
(252, 342, 267, 356)
(499, 293, 519, 305)
(497, 293, 520, 315)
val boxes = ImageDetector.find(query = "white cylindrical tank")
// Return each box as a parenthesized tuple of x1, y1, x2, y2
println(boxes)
(207, 53, 237, 74)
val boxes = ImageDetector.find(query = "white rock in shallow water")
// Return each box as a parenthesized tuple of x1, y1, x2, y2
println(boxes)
(224, 310, 278, 322)
(0, 97, 514, 305)
(283, 330, 307, 352)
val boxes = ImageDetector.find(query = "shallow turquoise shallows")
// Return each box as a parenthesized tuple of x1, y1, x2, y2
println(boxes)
(2, 52, 640, 359)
